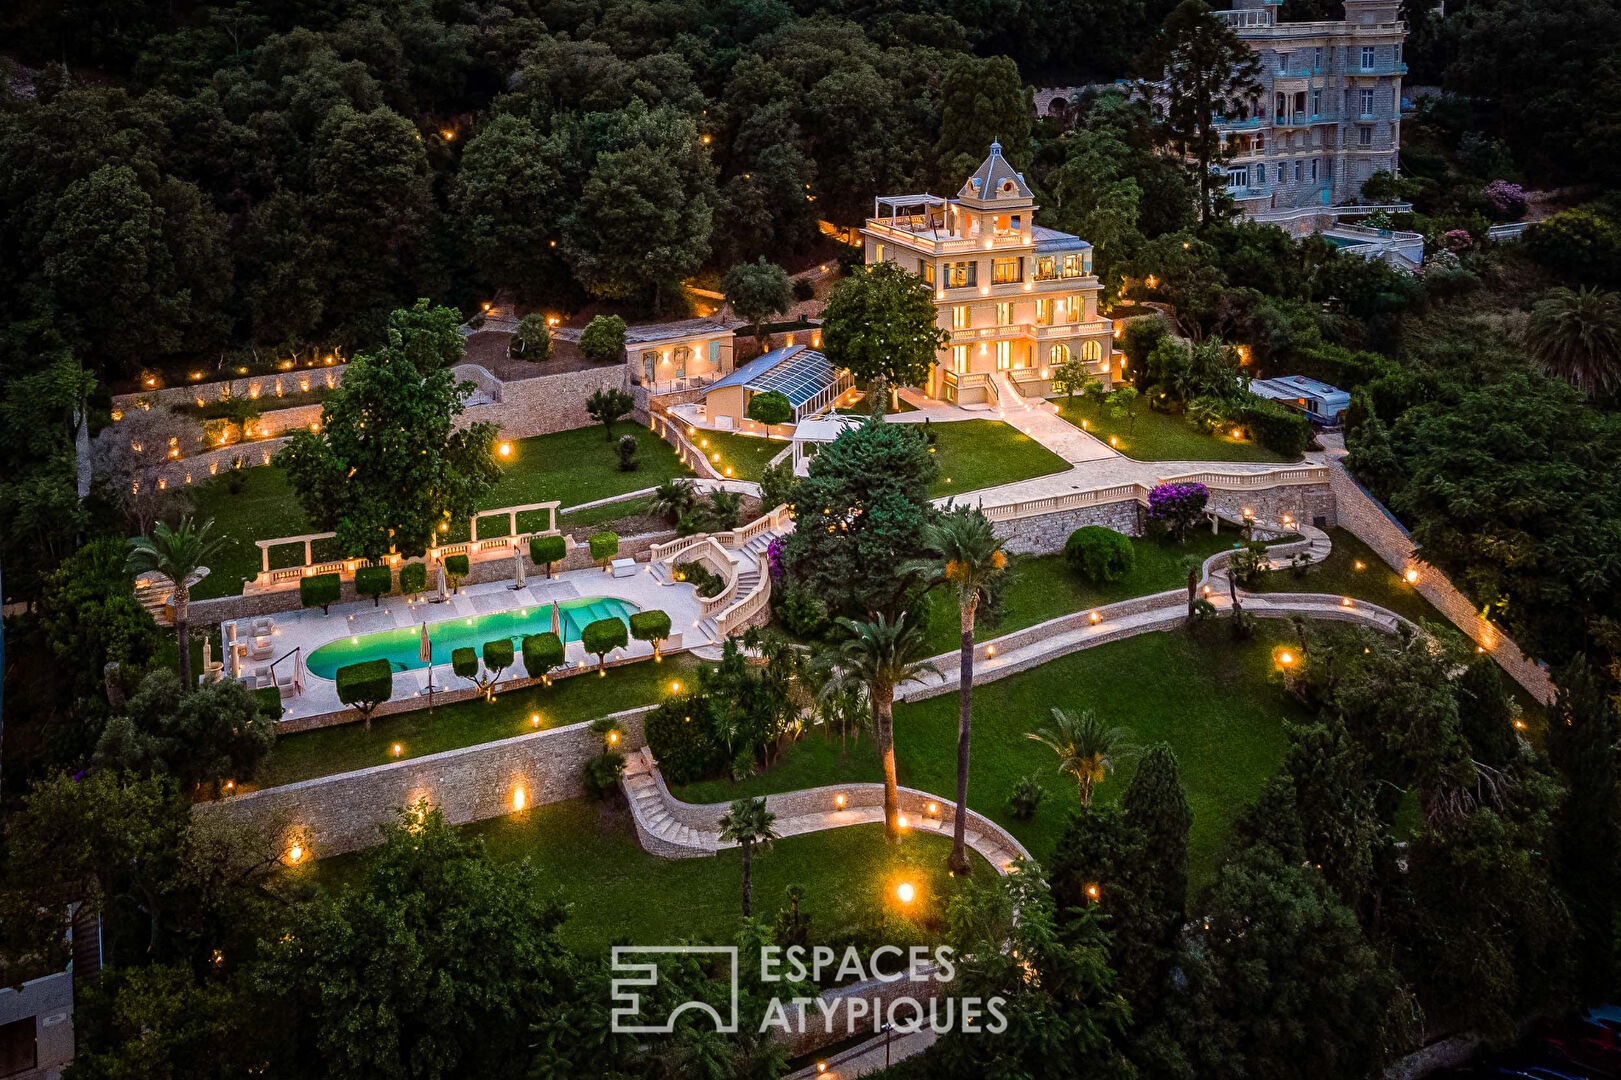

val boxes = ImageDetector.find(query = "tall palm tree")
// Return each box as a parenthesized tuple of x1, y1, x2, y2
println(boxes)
(1027, 708, 1138, 807)
(1527, 285, 1621, 398)
(834, 613, 940, 841)
(128, 516, 223, 688)
(905, 506, 1007, 874)
(718, 796, 779, 916)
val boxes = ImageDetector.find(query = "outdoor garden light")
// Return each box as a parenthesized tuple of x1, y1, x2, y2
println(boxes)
(482, 302, 491, 311)
(1354, 560, 1365, 570)
(287, 843, 304, 864)
(897, 814, 910, 830)
(1341, 597, 1353, 607)
(670, 681, 681, 693)
(834, 794, 847, 808)
(1278, 650, 1295, 666)
(1404, 569, 1420, 583)
(1081, 419, 1088, 429)
(1514, 719, 1527, 730)
(1109, 436, 1118, 446)
(513, 786, 526, 811)
(497, 441, 512, 457)
(986, 643, 996, 656)
(1086, 883, 1100, 900)
(441, 129, 454, 140)
(1089, 611, 1102, 624)
(927, 802, 939, 815)
(1282, 514, 1294, 524)
(608, 732, 619, 745)
(1203, 585, 1212, 595)
(224, 780, 235, 792)
(895, 882, 916, 904)
(392, 744, 403, 757)
(701, 438, 709, 447)
(701, 134, 711, 144)
(1232, 428, 1243, 439)
(816, 1063, 827, 1074)
(531, 714, 541, 726)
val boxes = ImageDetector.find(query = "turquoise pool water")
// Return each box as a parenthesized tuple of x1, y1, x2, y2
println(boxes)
(304, 597, 641, 680)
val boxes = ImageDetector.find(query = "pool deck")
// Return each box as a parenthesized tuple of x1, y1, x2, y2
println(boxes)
(228, 564, 708, 722)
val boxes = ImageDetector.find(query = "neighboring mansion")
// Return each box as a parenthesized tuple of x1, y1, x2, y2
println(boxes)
(1213, 0, 1406, 219)
(861, 144, 1117, 405)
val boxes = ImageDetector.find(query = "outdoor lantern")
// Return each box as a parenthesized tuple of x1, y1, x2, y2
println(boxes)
(895, 882, 916, 904)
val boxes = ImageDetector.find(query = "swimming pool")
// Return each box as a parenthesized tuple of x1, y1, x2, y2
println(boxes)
(304, 597, 641, 680)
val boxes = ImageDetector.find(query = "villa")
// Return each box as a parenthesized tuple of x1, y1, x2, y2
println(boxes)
(1211, 0, 1407, 221)
(622, 315, 744, 393)
(862, 143, 1118, 406)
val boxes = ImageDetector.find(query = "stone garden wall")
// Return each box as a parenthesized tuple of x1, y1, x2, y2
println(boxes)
(993, 497, 1141, 554)
(458, 362, 632, 439)
(111, 365, 350, 413)
(198, 707, 655, 858)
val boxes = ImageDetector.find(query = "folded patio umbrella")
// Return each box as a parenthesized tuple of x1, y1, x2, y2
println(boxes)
(551, 600, 561, 637)
(435, 559, 449, 602)
(512, 545, 526, 589)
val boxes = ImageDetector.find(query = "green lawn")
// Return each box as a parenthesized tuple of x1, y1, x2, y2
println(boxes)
(1055, 397, 1291, 463)
(558, 495, 659, 532)
(187, 423, 693, 600)
(675, 626, 1309, 887)
(918, 527, 1265, 658)
(246, 654, 701, 791)
(313, 804, 980, 955)
(692, 430, 789, 481)
(924, 419, 1070, 499)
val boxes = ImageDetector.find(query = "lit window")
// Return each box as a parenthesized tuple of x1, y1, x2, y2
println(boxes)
(995, 341, 1012, 370)
(921, 261, 935, 285)
(951, 304, 970, 330)
(952, 345, 970, 373)
(1034, 256, 1057, 280)
(992, 257, 1022, 284)
(1035, 298, 1054, 326)
(1048, 342, 1070, 365)
(995, 302, 1016, 327)
(1065, 294, 1084, 322)
(1080, 339, 1102, 362)
(945, 261, 977, 288)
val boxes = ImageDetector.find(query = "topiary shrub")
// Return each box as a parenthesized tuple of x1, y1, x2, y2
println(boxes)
(355, 564, 392, 606)
(644, 695, 727, 784)
(301, 572, 341, 614)
(629, 609, 673, 659)
(583, 751, 627, 800)
(589, 532, 618, 570)
(452, 647, 479, 679)
(581, 616, 628, 672)
(529, 534, 566, 578)
(1064, 526, 1136, 584)
(747, 390, 793, 427)
(399, 561, 427, 596)
(444, 553, 470, 592)
(479, 638, 515, 700)
(522, 632, 565, 680)
(336, 658, 393, 730)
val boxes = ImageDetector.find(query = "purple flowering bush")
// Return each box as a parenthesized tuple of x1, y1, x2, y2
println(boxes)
(1482, 179, 1526, 219)
(1147, 481, 1209, 540)
(766, 535, 785, 580)
(1444, 229, 1474, 253)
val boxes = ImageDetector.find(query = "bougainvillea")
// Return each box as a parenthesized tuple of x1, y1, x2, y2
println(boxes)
(1444, 229, 1474, 253)
(766, 535, 785, 580)
(1146, 481, 1209, 540)
(1482, 179, 1526, 217)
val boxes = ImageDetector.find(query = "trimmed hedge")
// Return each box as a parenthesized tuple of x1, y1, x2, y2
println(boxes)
(589, 532, 619, 568)
(399, 561, 427, 595)
(529, 534, 567, 577)
(522, 632, 565, 678)
(581, 616, 629, 668)
(335, 658, 393, 716)
(452, 647, 478, 679)
(1234, 397, 1312, 459)
(483, 638, 514, 672)
(1064, 526, 1136, 584)
(355, 564, 392, 605)
(301, 572, 341, 614)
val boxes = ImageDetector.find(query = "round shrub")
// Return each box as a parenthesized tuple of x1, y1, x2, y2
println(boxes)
(579, 314, 627, 361)
(747, 390, 793, 427)
(589, 532, 619, 568)
(335, 659, 393, 727)
(443, 553, 470, 589)
(451, 647, 479, 679)
(1064, 526, 1136, 584)
(581, 617, 629, 669)
(522, 632, 564, 678)
(482, 638, 515, 672)
(629, 610, 672, 658)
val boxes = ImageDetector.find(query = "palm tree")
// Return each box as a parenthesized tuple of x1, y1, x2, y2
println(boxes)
(834, 613, 940, 840)
(128, 516, 224, 688)
(1027, 708, 1138, 807)
(905, 506, 1007, 874)
(649, 479, 698, 525)
(1527, 286, 1621, 397)
(718, 796, 779, 916)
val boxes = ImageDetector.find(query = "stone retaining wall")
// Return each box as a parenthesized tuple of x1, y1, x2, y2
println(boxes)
(200, 707, 655, 858)
(459, 363, 631, 439)
(994, 497, 1141, 553)
(1204, 481, 1337, 531)
(113, 365, 350, 412)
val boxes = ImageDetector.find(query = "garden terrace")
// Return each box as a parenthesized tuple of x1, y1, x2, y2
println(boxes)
(187, 425, 694, 600)
(674, 625, 1314, 886)
(922, 419, 1072, 497)
(1055, 397, 1293, 463)
(312, 807, 978, 955)
(689, 429, 789, 481)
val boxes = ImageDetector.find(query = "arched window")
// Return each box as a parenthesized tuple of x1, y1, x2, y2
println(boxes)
(1080, 340, 1102, 363)
(1048, 343, 1070, 366)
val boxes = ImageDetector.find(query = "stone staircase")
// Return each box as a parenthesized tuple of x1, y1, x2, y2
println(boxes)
(621, 749, 1030, 872)
(132, 567, 209, 627)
